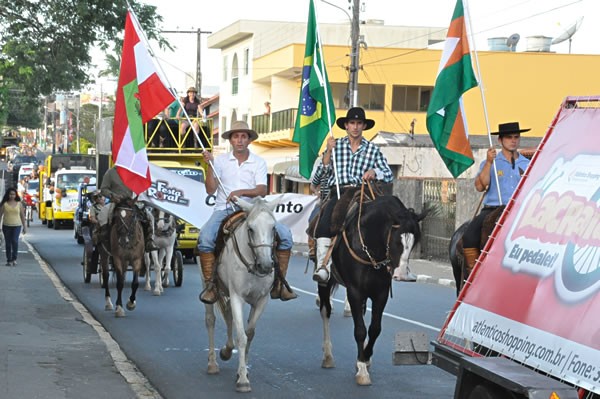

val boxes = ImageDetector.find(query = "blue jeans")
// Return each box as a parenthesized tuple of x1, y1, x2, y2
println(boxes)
(3, 225, 21, 262)
(197, 208, 293, 253)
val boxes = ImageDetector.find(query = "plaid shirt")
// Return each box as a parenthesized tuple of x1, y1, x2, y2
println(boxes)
(322, 136, 393, 187)
(311, 163, 330, 201)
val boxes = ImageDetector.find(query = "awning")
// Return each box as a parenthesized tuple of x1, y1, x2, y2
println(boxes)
(284, 164, 310, 183)
(272, 160, 297, 175)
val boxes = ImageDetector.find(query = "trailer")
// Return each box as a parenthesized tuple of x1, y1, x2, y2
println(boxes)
(432, 96, 600, 399)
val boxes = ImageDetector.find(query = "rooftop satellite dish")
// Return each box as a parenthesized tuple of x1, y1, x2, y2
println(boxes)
(506, 33, 520, 51)
(552, 17, 583, 54)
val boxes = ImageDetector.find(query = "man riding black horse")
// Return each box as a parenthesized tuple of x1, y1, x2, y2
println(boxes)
(462, 122, 531, 275)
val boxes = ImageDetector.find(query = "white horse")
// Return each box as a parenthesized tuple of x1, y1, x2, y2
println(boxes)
(144, 210, 177, 295)
(200, 197, 278, 393)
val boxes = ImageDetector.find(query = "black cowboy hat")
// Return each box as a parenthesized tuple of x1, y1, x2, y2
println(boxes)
(335, 107, 376, 130)
(221, 120, 259, 141)
(490, 122, 531, 136)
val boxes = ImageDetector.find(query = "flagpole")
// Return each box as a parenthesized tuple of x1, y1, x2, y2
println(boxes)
(464, 0, 503, 204)
(126, 6, 227, 196)
(313, 1, 340, 199)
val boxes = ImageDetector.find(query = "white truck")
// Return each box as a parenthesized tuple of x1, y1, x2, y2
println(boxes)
(49, 167, 96, 229)
(431, 96, 600, 399)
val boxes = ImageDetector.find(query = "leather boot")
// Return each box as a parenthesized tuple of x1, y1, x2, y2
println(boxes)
(199, 252, 218, 304)
(463, 247, 481, 278)
(271, 249, 297, 301)
(308, 236, 316, 262)
(312, 237, 332, 284)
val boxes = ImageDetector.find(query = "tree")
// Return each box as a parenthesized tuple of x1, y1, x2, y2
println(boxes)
(0, 0, 170, 129)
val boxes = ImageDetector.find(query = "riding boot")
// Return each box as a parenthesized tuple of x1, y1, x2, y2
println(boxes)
(271, 249, 297, 301)
(143, 222, 159, 252)
(312, 237, 332, 284)
(463, 247, 481, 277)
(199, 252, 218, 304)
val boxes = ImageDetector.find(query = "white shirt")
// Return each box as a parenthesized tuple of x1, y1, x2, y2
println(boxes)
(212, 151, 267, 210)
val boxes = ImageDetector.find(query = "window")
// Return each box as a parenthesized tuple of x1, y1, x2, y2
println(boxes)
(244, 48, 249, 75)
(392, 85, 434, 111)
(358, 84, 385, 110)
(329, 83, 385, 110)
(222, 56, 228, 81)
(232, 54, 239, 95)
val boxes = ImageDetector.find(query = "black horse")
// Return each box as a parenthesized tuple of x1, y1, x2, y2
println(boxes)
(449, 207, 504, 296)
(316, 194, 428, 385)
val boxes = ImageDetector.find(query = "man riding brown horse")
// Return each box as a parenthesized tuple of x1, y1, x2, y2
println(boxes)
(462, 122, 531, 275)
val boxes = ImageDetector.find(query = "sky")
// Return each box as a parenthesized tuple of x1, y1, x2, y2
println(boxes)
(93, 0, 599, 95)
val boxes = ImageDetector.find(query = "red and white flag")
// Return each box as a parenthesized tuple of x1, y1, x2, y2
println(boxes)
(112, 10, 175, 194)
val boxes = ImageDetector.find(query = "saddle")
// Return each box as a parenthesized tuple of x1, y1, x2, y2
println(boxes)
(214, 211, 247, 259)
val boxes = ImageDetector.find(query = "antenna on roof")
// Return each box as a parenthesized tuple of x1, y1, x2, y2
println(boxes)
(506, 33, 520, 52)
(552, 17, 583, 54)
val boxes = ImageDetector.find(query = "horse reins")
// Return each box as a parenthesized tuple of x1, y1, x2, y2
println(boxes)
(229, 213, 277, 276)
(343, 180, 400, 270)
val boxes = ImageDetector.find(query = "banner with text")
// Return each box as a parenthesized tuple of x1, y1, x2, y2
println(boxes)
(140, 164, 318, 244)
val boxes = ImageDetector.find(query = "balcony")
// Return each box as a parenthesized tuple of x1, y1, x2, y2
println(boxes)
(252, 108, 298, 148)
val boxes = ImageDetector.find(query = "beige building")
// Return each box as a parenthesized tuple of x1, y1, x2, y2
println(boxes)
(208, 19, 600, 190)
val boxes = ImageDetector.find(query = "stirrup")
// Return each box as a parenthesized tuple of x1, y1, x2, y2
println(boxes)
(199, 281, 218, 304)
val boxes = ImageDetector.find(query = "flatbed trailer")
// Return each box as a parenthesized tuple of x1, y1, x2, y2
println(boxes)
(432, 96, 600, 399)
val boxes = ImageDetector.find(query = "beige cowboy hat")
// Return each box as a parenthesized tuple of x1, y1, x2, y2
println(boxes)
(335, 107, 376, 130)
(221, 120, 259, 141)
(186, 86, 197, 93)
(490, 122, 531, 136)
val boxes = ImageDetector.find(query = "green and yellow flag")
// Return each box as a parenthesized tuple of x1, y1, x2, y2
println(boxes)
(426, 0, 478, 178)
(293, 0, 336, 179)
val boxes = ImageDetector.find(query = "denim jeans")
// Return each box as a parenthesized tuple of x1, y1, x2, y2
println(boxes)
(2, 225, 21, 262)
(197, 208, 293, 253)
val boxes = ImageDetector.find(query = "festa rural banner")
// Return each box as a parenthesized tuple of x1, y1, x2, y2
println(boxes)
(446, 101, 600, 393)
(139, 164, 319, 244)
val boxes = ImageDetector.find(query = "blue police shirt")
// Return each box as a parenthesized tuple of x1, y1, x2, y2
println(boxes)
(481, 151, 530, 206)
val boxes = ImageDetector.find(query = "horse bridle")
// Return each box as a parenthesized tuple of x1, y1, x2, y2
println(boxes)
(342, 181, 400, 271)
(229, 213, 277, 276)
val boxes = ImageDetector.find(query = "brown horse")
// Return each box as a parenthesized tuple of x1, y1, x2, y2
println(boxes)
(100, 198, 146, 317)
(449, 206, 504, 295)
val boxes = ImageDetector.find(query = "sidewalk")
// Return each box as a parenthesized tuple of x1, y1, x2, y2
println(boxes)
(0, 240, 160, 399)
(0, 240, 454, 399)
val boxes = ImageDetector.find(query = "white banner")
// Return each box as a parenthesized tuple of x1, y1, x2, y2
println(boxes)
(140, 164, 318, 244)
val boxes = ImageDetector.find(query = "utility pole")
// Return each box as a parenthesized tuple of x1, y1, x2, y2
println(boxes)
(349, 0, 360, 107)
(162, 28, 212, 99)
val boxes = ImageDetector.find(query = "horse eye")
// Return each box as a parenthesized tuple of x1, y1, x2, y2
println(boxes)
(248, 228, 254, 236)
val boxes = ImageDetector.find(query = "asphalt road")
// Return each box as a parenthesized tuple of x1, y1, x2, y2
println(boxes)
(27, 220, 458, 399)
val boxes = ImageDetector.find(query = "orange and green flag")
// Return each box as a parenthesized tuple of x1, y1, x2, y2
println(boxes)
(293, 0, 336, 179)
(426, 0, 478, 178)
(112, 10, 175, 194)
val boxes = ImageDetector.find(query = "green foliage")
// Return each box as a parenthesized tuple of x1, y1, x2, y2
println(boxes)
(70, 137, 93, 155)
(0, 0, 171, 129)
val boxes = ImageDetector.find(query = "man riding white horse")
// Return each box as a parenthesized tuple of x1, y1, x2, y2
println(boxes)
(97, 166, 158, 252)
(198, 121, 296, 304)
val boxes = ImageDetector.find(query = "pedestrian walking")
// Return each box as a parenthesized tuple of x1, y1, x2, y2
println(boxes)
(0, 187, 26, 266)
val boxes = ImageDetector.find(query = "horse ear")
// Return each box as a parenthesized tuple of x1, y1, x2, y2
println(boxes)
(234, 196, 252, 211)
(265, 198, 278, 213)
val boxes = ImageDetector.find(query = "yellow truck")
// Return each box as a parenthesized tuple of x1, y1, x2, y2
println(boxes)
(145, 116, 213, 259)
(39, 154, 96, 229)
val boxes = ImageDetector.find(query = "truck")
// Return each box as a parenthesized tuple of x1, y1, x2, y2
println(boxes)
(431, 96, 600, 398)
(144, 117, 213, 259)
(0, 135, 21, 161)
(39, 154, 96, 229)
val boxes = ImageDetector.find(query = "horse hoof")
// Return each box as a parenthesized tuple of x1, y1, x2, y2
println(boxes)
(115, 307, 126, 318)
(207, 363, 220, 375)
(144, 286, 151, 291)
(219, 347, 233, 361)
(105, 304, 113, 311)
(394, 272, 418, 282)
(355, 374, 372, 386)
(152, 290, 161, 296)
(235, 382, 251, 393)
(126, 300, 136, 311)
(343, 309, 352, 317)
(321, 357, 335, 368)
